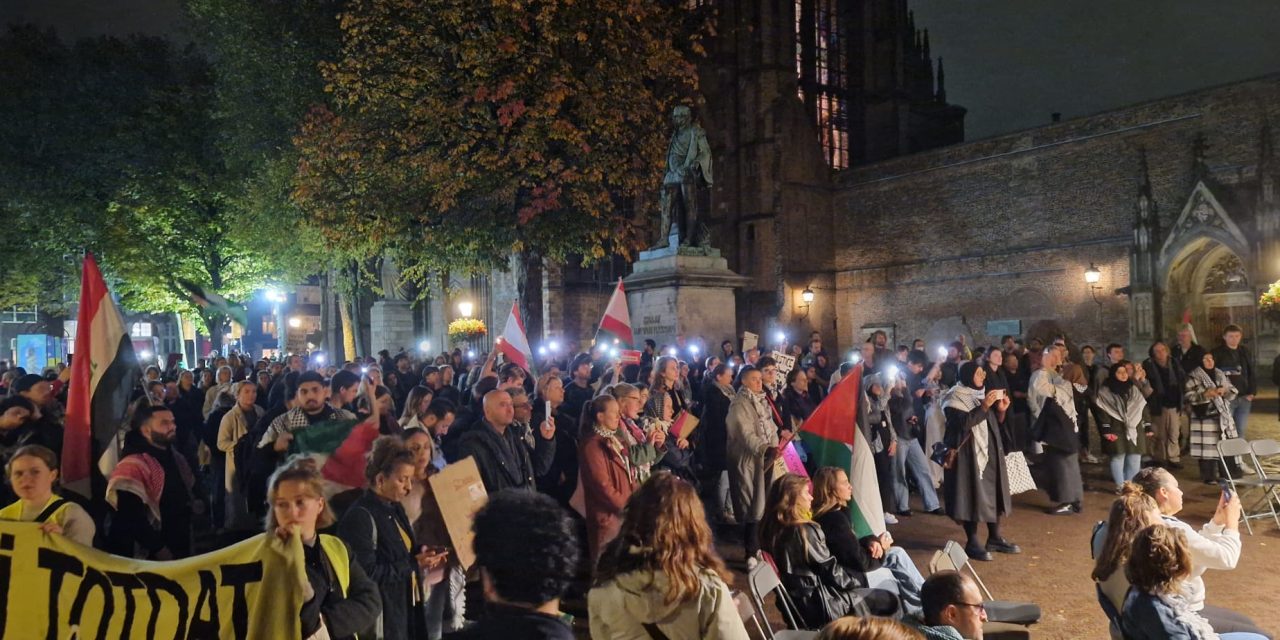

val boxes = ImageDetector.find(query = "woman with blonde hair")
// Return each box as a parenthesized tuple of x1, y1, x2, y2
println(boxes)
(1, 445, 95, 546)
(761, 473, 898, 626)
(817, 617, 924, 640)
(812, 466, 926, 618)
(1121, 526, 1267, 640)
(401, 428, 458, 639)
(1090, 482, 1162, 613)
(589, 472, 749, 639)
(266, 456, 380, 640)
(399, 386, 435, 431)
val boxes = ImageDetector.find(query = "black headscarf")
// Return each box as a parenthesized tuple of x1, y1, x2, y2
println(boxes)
(1104, 362, 1132, 397)
(958, 361, 983, 390)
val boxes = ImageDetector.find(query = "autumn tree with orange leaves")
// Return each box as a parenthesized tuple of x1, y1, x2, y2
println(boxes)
(292, 0, 708, 283)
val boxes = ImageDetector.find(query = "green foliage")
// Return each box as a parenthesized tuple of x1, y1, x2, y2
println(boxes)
(0, 26, 287, 340)
(292, 0, 707, 288)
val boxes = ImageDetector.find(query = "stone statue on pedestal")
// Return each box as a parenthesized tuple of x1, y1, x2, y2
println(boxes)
(658, 106, 714, 248)
(379, 254, 406, 301)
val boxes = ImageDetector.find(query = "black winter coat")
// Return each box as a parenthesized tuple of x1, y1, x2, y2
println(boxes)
(767, 523, 891, 626)
(695, 382, 732, 472)
(336, 490, 424, 640)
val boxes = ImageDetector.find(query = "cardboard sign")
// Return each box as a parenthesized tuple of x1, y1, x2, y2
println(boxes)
(771, 351, 796, 375)
(619, 349, 643, 365)
(670, 411, 700, 440)
(428, 456, 489, 569)
(742, 331, 759, 353)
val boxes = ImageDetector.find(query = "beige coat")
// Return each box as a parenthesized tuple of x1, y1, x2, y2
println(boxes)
(217, 404, 263, 492)
(589, 568, 749, 640)
(726, 388, 778, 524)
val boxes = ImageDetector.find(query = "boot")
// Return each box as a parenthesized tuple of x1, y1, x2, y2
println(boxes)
(1199, 459, 1220, 484)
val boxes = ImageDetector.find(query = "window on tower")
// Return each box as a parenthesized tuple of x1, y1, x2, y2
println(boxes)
(797, 0, 850, 169)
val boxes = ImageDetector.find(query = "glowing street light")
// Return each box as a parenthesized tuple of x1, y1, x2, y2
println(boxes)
(801, 287, 815, 304)
(1084, 263, 1102, 284)
(419, 340, 431, 353)
(457, 301, 474, 318)
(288, 316, 302, 329)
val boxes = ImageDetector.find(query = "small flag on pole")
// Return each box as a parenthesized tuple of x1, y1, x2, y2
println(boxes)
(495, 301, 533, 371)
(64, 253, 141, 497)
(594, 278, 634, 347)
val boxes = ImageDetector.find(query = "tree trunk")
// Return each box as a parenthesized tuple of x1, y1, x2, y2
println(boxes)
(206, 315, 225, 355)
(339, 293, 356, 362)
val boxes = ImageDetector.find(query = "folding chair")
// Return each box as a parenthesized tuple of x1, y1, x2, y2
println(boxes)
(1216, 438, 1280, 534)
(745, 558, 819, 639)
(932, 541, 1041, 626)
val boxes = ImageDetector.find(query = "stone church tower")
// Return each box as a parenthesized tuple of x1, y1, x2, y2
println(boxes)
(696, 0, 965, 340)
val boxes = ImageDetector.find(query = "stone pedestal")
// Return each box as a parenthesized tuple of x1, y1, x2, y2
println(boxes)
(624, 245, 750, 348)
(370, 300, 415, 354)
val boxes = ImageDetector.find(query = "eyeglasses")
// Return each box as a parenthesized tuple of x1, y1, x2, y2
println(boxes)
(952, 601, 986, 612)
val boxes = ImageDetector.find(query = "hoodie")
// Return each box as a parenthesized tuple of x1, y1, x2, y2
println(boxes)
(588, 568, 749, 640)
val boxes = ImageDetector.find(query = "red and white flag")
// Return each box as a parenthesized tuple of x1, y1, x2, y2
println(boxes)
(64, 253, 140, 497)
(594, 278, 634, 347)
(495, 301, 533, 371)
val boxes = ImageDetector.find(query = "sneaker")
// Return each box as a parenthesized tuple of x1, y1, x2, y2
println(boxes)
(746, 557, 759, 571)
(1048, 503, 1076, 516)
(884, 513, 899, 525)
(895, 510, 913, 518)
(1241, 466, 1257, 476)
(1080, 453, 1101, 464)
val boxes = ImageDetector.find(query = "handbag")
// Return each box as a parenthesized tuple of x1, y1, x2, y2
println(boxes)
(1004, 451, 1037, 494)
(930, 428, 974, 471)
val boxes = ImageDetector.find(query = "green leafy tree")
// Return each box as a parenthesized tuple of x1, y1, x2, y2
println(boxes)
(292, 0, 707, 285)
(0, 27, 287, 348)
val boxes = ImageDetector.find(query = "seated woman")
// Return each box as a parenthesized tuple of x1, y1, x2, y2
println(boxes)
(589, 472, 749, 639)
(0, 445, 95, 546)
(1090, 483, 1161, 618)
(1122, 525, 1267, 640)
(811, 466, 927, 619)
(267, 456, 380, 640)
(761, 473, 899, 626)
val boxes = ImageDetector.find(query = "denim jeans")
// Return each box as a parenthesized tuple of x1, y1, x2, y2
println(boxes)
(1231, 396, 1252, 439)
(1109, 453, 1142, 488)
(880, 546, 925, 618)
(892, 439, 940, 512)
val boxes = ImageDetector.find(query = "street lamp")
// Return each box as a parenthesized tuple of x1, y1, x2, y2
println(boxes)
(1085, 263, 1104, 327)
(419, 340, 430, 353)
(288, 316, 302, 329)
(457, 301, 474, 318)
(799, 286, 815, 320)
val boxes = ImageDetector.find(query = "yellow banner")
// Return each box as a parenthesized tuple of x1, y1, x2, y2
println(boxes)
(0, 523, 305, 639)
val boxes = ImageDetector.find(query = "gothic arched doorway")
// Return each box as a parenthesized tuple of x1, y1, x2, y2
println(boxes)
(1163, 238, 1255, 345)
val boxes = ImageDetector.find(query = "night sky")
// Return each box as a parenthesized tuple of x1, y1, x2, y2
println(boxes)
(5, 0, 1280, 141)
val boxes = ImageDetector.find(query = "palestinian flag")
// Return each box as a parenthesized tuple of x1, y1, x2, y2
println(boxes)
(797, 364, 886, 538)
(594, 278, 633, 347)
(178, 278, 248, 328)
(289, 416, 381, 492)
(495, 301, 533, 372)
(64, 253, 141, 497)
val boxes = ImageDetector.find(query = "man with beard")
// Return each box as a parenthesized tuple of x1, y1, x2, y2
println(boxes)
(106, 405, 197, 558)
(254, 371, 357, 474)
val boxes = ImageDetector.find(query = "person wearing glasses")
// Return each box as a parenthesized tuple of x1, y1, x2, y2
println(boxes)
(912, 571, 988, 639)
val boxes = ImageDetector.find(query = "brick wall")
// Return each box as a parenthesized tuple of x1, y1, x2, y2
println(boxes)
(830, 75, 1280, 354)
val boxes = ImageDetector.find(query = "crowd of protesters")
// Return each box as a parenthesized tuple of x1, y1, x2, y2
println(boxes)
(0, 318, 1274, 639)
